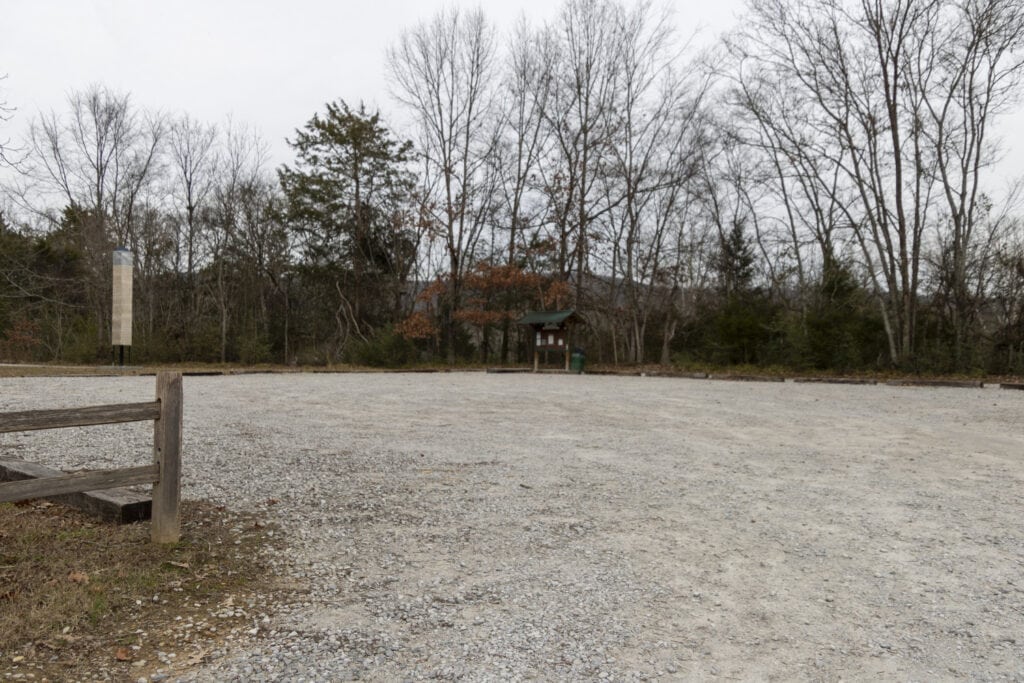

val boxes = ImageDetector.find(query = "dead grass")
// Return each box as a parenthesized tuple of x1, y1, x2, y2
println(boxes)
(0, 365, 139, 378)
(1, 360, 1020, 385)
(0, 499, 285, 682)
(0, 362, 370, 378)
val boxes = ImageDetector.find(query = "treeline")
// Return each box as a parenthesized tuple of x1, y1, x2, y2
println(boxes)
(3, 0, 1024, 373)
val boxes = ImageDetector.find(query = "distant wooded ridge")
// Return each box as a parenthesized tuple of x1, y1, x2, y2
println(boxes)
(2, 0, 1024, 374)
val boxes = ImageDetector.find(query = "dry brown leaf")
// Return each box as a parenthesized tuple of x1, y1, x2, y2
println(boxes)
(67, 571, 89, 585)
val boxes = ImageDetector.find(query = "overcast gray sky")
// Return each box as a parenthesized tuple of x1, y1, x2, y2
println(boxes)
(4, 0, 1023, 183)
(0, 0, 746, 165)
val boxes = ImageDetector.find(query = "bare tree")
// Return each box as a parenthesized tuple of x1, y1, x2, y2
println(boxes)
(726, 53, 850, 303)
(14, 85, 164, 353)
(388, 7, 499, 363)
(0, 73, 13, 164)
(490, 17, 555, 361)
(167, 115, 219, 353)
(168, 116, 218, 282)
(922, 0, 1024, 365)
(537, 0, 623, 305)
(205, 120, 269, 363)
(605, 2, 709, 363)
(988, 208, 1024, 370)
(496, 19, 553, 262)
(658, 191, 716, 365)
(734, 0, 1024, 366)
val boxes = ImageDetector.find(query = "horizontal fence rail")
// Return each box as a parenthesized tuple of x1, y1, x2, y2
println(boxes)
(0, 464, 159, 503)
(0, 372, 182, 543)
(0, 402, 161, 433)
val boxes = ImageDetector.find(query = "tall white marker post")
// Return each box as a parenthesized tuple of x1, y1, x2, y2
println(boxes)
(112, 248, 133, 365)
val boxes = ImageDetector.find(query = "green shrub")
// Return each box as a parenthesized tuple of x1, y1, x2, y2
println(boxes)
(346, 327, 418, 367)
(237, 334, 272, 365)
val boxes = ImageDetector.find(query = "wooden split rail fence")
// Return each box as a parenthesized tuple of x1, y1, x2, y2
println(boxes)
(0, 372, 182, 543)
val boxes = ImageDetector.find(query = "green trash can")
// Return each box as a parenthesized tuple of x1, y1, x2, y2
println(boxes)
(570, 348, 585, 374)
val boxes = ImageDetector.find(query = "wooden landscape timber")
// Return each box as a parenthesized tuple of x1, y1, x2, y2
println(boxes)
(708, 374, 786, 383)
(1000, 383, 1024, 390)
(0, 371, 182, 543)
(643, 371, 710, 379)
(885, 379, 985, 388)
(0, 458, 150, 522)
(793, 377, 879, 385)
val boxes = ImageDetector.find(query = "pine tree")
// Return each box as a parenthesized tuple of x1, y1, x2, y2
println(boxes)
(712, 221, 755, 299)
(278, 101, 417, 333)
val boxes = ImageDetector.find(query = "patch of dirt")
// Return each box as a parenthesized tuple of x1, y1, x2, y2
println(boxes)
(0, 499, 285, 682)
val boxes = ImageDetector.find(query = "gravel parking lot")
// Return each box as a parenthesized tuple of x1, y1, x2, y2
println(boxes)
(2, 372, 1023, 681)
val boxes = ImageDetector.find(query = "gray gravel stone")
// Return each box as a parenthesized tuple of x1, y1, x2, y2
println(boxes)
(2, 373, 1023, 680)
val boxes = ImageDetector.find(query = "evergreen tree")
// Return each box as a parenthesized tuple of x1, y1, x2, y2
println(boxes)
(279, 100, 418, 338)
(703, 221, 776, 365)
(712, 221, 755, 299)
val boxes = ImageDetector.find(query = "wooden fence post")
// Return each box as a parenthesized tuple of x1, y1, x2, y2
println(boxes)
(152, 372, 182, 543)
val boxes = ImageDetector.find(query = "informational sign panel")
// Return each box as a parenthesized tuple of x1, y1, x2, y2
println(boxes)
(535, 328, 567, 349)
(111, 249, 133, 347)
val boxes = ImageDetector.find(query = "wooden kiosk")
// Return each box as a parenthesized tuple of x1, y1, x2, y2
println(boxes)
(518, 310, 580, 372)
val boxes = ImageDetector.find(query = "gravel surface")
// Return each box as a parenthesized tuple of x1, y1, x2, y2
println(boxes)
(2, 372, 1023, 681)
